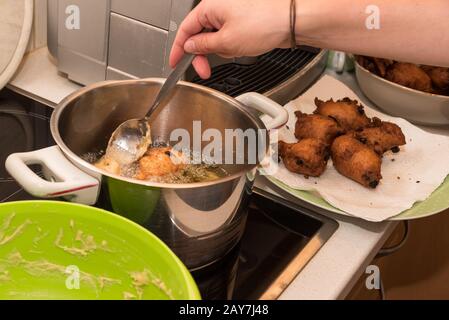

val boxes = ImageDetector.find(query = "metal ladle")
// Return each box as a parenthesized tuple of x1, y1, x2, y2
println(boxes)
(106, 53, 195, 165)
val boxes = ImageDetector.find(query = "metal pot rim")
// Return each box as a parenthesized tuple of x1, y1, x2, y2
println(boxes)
(50, 78, 267, 189)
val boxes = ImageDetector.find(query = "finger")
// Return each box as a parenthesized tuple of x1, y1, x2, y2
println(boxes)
(169, 5, 205, 68)
(183, 31, 224, 55)
(192, 55, 212, 79)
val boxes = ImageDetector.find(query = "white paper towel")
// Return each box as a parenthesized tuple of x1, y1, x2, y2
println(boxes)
(267, 75, 449, 221)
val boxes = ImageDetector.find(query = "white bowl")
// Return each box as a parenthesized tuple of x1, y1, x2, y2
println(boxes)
(355, 60, 449, 126)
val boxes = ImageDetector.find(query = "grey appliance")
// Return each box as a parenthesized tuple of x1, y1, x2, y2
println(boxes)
(47, 0, 327, 104)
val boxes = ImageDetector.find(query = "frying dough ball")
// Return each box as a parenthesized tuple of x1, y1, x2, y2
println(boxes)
(294, 111, 343, 145)
(135, 147, 186, 180)
(279, 139, 329, 178)
(95, 156, 121, 175)
(385, 63, 433, 92)
(354, 118, 406, 155)
(331, 135, 382, 188)
(314, 98, 371, 132)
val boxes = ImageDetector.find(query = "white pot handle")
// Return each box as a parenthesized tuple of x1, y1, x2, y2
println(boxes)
(5, 146, 100, 205)
(236, 92, 288, 130)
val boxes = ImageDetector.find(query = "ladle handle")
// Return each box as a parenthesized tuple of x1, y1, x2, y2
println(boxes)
(146, 29, 213, 118)
(145, 53, 195, 118)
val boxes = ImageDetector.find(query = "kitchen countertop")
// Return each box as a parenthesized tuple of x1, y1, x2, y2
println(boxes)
(7, 48, 81, 106)
(6, 47, 448, 299)
(255, 176, 397, 300)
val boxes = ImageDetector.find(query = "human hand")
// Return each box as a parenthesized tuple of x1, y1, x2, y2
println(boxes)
(169, 0, 292, 79)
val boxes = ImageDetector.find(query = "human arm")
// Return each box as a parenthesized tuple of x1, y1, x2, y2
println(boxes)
(169, 0, 449, 79)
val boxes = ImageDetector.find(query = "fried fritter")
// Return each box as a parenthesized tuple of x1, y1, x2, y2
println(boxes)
(134, 147, 185, 180)
(385, 63, 433, 92)
(354, 118, 406, 155)
(279, 139, 329, 178)
(373, 58, 395, 77)
(331, 135, 382, 188)
(356, 55, 377, 74)
(422, 66, 449, 92)
(314, 98, 371, 132)
(294, 111, 343, 145)
(356, 56, 394, 77)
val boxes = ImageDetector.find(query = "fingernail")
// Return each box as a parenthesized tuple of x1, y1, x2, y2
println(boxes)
(184, 40, 196, 53)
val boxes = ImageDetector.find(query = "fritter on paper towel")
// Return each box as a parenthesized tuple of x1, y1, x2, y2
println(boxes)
(314, 98, 371, 132)
(279, 139, 329, 178)
(354, 118, 406, 155)
(331, 134, 382, 188)
(294, 111, 343, 145)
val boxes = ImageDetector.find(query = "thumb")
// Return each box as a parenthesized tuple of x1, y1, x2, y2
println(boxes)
(184, 32, 223, 55)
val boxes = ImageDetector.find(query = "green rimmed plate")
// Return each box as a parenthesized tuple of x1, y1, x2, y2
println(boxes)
(266, 175, 449, 221)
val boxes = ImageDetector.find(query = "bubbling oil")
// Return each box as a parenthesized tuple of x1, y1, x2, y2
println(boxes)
(82, 144, 229, 184)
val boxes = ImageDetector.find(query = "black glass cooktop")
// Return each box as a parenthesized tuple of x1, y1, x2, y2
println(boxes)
(192, 188, 338, 300)
(0, 88, 338, 300)
(0, 90, 54, 202)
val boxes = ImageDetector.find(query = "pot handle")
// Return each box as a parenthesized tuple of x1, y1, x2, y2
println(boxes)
(5, 146, 100, 205)
(236, 92, 288, 130)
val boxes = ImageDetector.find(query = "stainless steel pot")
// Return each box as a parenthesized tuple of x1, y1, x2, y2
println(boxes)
(6, 79, 288, 270)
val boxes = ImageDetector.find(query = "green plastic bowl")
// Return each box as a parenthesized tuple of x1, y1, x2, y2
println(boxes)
(0, 201, 200, 300)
